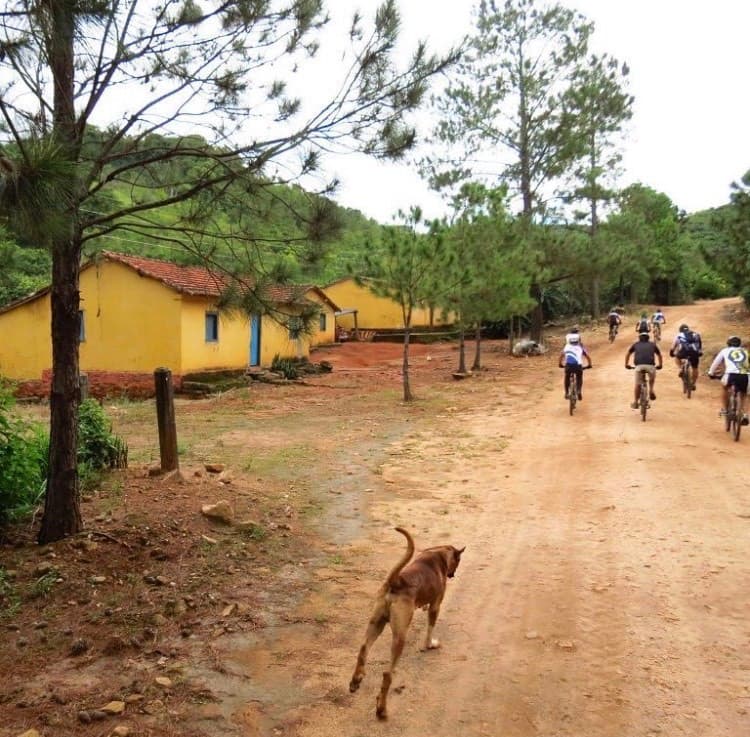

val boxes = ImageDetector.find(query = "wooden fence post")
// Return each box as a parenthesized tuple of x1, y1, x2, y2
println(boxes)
(79, 374, 89, 401)
(154, 367, 179, 472)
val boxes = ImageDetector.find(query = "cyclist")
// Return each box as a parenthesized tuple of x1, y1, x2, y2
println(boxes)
(707, 336, 750, 425)
(565, 325, 583, 344)
(625, 332, 663, 408)
(651, 307, 666, 338)
(558, 332, 592, 401)
(669, 323, 702, 390)
(607, 308, 621, 338)
(635, 312, 650, 335)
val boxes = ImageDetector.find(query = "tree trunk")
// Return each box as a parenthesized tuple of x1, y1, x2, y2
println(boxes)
(39, 241, 82, 543)
(456, 325, 467, 374)
(38, 1, 82, 544)
(590, 276, 601, 320)
(529, 283, 544, 343)
(402, 327, 413, 402)
(472, 323, 482, 371)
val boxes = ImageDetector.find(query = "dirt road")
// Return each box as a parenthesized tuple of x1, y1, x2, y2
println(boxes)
(228, 298, 749, 737)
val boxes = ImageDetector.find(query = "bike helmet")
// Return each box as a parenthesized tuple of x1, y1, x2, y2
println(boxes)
(638, 331, 650, 339)
(679, 323, 689, 332)
(568, 334, 581, 344)
(570, 325, 580, 333)
(640, 312, 647, 318)
(727, 336, 741, 347)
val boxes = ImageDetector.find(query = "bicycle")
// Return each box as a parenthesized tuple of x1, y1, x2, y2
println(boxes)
(709, 375, 744, 441)
(627, 365, 660, 421)
(652, 322, 662, 342)
(608, 323, 618, 343)
(679, 358, 692, 398)
(562, 365, 591, 416)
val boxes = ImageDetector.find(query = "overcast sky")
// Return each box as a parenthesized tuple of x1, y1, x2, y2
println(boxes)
(323, 0, 750, 223)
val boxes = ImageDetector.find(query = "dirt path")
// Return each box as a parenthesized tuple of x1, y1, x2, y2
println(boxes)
(226, 298, 750, 737)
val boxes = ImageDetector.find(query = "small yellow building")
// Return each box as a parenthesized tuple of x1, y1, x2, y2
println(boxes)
(0, 252, 338, 397)
(322, 276, 453, 332)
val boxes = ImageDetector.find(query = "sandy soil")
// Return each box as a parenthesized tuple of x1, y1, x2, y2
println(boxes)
(1, 298, 748, 737)
(235, 298, 750, 737)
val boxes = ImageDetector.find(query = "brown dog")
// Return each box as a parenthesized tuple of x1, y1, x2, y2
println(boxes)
(349, 526, 465, 720)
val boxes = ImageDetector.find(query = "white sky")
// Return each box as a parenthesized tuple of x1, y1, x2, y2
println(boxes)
(324, 0, 750, 222)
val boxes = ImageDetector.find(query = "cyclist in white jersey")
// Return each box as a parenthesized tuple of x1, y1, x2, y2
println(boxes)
(707, 336, 750, 424)
(558, 333, 592, 400)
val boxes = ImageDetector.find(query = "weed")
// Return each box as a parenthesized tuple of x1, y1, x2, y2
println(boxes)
(0, 568, 21, 618)
(240, 523, 266, 542)
(29, 571, 58, 599)
(329, 553, 344, 565)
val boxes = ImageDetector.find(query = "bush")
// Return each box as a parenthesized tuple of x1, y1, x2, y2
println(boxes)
(270, 354, 300, 380)
(0, 384, 48, 523)
(742, 285, 750, 311)
(77, 400, 128, 488)
(691, 273, 729, 300)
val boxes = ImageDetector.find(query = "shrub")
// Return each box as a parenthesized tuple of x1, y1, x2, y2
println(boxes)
(742, 285, 750, 311)
(0, 384, 48, 523)
(270, 354, 300, 380)
(77, 399, 128, 488)
(691, 273, 729, 300)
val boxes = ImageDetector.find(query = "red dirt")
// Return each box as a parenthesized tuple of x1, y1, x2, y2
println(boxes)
(2, 298, 749, 737)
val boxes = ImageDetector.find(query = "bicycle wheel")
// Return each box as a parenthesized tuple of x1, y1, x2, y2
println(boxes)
(640, 379, 648, 421)
(682, 363, 692, 398)
(608, 327, 615, 343)
(732, 391, 741, 441)
(569, 373, 577, 416)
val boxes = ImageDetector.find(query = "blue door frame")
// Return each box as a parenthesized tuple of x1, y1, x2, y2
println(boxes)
(250, 315, 261, 366)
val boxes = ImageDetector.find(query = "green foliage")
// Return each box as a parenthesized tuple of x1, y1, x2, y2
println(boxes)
(690, 272, 729, 300)
(0, 568, 21, 618)
(270, 355, 300, 380)
(0, 384, 48, 523)
(77, 400, 128, 487)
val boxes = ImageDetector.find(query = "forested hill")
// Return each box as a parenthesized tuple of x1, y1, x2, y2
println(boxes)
(1, 130, 748, 318)
(0, 167, 383, 308)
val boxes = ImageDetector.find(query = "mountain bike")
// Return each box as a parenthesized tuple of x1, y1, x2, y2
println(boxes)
(679, 358, 692, 398)
(710, 375, 744, 441)
(562, 365, 591, 416)
(652, 322, 662, 342)
(608, 323, 618, 343)
(627, 365, 660, 421)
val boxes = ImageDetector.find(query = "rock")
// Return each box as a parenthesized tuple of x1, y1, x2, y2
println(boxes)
(17, 729, 42, 737)
(100, 701, 126, 715)
(221, 603, 237, 617)
(204, 463, 225, 474)
(34, 561, 55, 576)
(154, 676, 173, 689)
(201, 501, 234, 524)
(89, 710, 108, 721)
(77, 711, 92, 724)
(112, 727, 131, 737)
(200, 534, 218, 544)
(89, 575, 107, 584)
(69, 638, 89, 656)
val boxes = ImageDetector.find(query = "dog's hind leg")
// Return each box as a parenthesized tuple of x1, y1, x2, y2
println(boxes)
(422, 600, 443, 650)
(375, 605, 412, 720)
(349, 608, 388, 694)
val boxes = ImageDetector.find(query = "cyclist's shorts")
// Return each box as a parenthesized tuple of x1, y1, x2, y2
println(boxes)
(634, 364, 656, 383)
(677, 349, 700, 368)
(725, 373, 749, 394)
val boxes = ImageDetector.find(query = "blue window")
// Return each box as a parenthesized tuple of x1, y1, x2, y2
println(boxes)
(78, 310, 86, 342)
(205, 312, 219, 342)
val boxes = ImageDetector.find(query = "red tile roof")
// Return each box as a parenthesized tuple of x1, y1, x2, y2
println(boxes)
(100, 251, 227, 297)
(99, 251, 311, 305)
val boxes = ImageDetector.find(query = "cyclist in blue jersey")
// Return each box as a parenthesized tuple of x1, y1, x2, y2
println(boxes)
(558, 333, 592, 400)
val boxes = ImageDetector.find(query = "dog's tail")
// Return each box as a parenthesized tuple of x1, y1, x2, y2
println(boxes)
(385, 527, 415, 588)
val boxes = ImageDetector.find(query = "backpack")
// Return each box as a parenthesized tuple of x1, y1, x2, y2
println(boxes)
(637, 319, 649, 333)
(681, 330, 700, 352)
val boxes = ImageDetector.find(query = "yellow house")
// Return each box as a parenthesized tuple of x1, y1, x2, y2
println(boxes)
(0, 252, 336, 397)
(322, 276, 453, 332)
